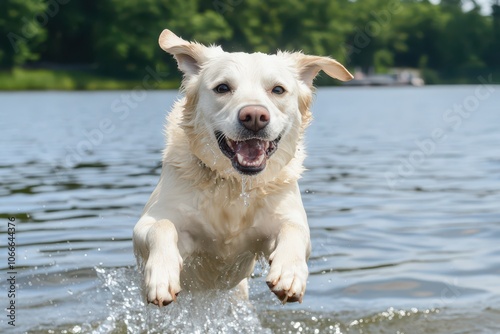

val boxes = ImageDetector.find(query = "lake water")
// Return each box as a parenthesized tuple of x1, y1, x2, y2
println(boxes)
(1, 86, 499, 333)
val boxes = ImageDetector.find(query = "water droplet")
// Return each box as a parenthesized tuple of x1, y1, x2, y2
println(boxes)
(240, 176, 250, 207)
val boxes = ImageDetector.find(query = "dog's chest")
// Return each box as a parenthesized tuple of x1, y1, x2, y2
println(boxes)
(178, 199, 265, 290)
(201, 200, 264, 249)
(177, 187, 269, 250)
(195, 183, 258, 232)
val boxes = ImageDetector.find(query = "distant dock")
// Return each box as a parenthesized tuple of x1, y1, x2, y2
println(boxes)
(343, 68, 425, 86)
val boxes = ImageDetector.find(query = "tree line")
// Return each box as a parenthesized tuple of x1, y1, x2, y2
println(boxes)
(1, 0, 499, 83)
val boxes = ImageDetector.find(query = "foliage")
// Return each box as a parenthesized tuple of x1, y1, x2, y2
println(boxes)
(0, 0, 499, 85)
(0, 0, 47, 68)
(0, 68, 179, 90)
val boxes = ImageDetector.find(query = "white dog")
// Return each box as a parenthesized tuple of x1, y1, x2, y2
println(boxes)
(133, 29, 352, 307)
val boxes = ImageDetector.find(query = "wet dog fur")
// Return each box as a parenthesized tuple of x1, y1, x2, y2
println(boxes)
(133, 29, 353, 307)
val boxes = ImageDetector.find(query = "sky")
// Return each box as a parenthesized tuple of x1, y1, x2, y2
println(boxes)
(466, 0, 496, 14)
(428, 0, 497, 15)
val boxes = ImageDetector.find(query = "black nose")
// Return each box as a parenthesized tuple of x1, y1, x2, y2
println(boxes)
(238, 105, 270, 132)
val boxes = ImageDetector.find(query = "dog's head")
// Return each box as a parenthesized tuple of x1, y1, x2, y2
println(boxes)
(159, 29, 352, 180)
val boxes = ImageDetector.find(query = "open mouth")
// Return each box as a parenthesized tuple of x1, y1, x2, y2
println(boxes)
(215, 131, 281, 175)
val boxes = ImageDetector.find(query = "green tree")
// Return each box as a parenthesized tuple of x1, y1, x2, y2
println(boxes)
(91, 0, 231, 75)
(0, 0, 47, 69)
(221, 0, 351, 60)
(40, 1, 99, 66)
(392, 1, 445, 69)
(438, 4, 491, 75)
(1, 0, 498, 85)
(344, 0, 403, 71)
(490, 1, 500, 67)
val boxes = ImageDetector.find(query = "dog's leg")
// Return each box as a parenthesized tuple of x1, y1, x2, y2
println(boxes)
(266, 222, 310, 303)
(264, 184, 311, 304)
(133, 217, 183, 306)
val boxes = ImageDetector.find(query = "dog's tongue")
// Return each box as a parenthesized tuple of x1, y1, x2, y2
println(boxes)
(234, 139, 266, 167)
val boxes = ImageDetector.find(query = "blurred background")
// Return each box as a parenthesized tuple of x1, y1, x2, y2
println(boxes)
(1, 1, 500, 333)
(1, 0, 500, 89)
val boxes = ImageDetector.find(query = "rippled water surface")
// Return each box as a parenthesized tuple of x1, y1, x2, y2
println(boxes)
(1, 87, 499, 333)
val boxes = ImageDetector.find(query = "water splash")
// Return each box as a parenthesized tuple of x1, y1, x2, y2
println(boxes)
(205, 142, 219, 166)
(240, 176, 251, 207)
(93, 267, 270, 334)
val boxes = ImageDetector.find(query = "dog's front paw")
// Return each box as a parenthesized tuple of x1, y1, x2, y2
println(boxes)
(143, 252, 183, 307)
(266, 251, 308, 304)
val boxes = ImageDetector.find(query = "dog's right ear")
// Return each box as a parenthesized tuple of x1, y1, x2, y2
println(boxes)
(158, 29, 206, 76)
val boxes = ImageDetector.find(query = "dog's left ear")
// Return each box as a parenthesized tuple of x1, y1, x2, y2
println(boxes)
(295, 54, 353, 87)
(158, 29, 207, 76)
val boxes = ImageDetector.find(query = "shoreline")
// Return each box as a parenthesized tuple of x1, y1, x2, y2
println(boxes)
(1, 68, 498, 91)
(0, 68, 180, 91)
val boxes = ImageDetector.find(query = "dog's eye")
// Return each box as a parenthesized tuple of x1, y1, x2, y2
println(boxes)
(214, 84, 231, 94)
(272, 86, 285, 95)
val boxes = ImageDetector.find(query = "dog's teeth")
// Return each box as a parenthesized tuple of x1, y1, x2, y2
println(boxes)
(264, 141, 270, 150)
(226, 138, 233, 149)
(236, 153, 266, 167)
(258, 154, 265, 165)
(236, 153, 245, 165)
